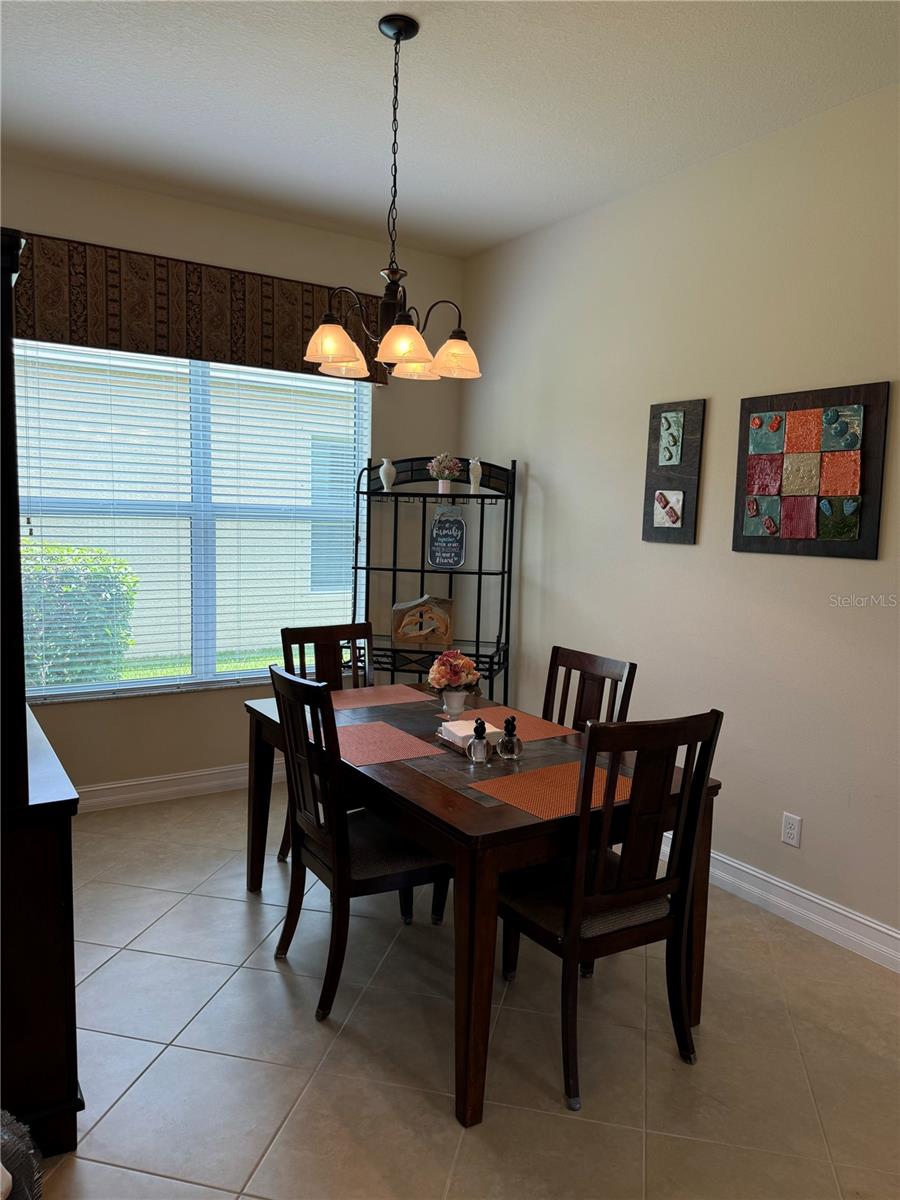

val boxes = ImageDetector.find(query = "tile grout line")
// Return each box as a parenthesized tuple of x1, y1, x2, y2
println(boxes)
(236, 910, 408, 1195)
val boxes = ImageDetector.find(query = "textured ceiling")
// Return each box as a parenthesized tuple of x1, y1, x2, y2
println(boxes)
(2, 1, 897, 256)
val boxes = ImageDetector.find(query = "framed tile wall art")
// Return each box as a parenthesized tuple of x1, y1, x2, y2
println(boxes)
(731, 382, 889, 559)
(643, 398, 706, 544)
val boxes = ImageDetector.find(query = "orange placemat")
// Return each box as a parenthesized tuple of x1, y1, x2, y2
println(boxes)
(450, 707, 574, 742)
(331, 684, 429, 710)
(471, 761, 631, 819)
(337, 721, 443, 766)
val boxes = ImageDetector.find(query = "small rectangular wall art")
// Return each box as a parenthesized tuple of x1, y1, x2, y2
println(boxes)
(731, 382, 889, 559)
(642, 398, 706, 544)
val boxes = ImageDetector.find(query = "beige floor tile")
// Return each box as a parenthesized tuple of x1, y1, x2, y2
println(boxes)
(248, 1074, 460, 1200)
(176, 966, 361, 1068)
(46, 1157, 235, 1200)
(74, 882, 183, 946)
(95, 839, 235, 892)
(785, 973, 900, 1066)
(645, 1133, 838, 1199)
(765, 920, 899, 992)
(72, 832, 130, 886)
(74, 941, 117, 984)
(503, 940, 646, 1031)
(74, 800, 189, 842)
(78, 1046, 309, 1192)
(486, 1006, 645, 1125)
(835, 1164, 900, 1200)
(75, 1029, 163, 1140)
(167, 794, 251, 851)
(804, 1047, 900, 1175)
(369, 920, 504, 1003)
(647, 956, 797, 1049)
(447, 1103, 643, 1200)
(77, 950, 232, 1041)
(646, 1029, 827, 1158)
(305, 877, 433, 922)
(193, 854, 293, 906)
(129, 894, 285, 965)
(245, 908, 398, 986)
(323, 988, 457, 1093)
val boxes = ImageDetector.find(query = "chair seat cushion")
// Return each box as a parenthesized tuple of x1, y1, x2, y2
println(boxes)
(348, 811, 446, 882)
(499, 857, 669, 941)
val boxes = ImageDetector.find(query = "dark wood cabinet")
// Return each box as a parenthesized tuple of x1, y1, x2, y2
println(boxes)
(1, 227, 83, 1154)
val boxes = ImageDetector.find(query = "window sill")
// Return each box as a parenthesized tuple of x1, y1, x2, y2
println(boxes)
(28, 673, 275, 706)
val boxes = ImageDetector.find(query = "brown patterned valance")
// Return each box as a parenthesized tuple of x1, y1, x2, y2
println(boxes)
(12, 232, 387, 384)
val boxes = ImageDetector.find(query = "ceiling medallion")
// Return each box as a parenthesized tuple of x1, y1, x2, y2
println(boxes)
(304, 14, 481, 383)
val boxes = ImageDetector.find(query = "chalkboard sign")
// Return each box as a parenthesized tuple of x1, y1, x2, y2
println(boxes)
(427, 508, 466, 569)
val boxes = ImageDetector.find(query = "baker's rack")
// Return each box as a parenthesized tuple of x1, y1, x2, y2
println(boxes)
(352, 457, 517, 702)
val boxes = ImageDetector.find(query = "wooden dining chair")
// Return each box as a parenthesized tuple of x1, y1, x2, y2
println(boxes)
(542, 646, 637, 732)
(269, 665, 453, 1019)
(499, 708, 723, 1111)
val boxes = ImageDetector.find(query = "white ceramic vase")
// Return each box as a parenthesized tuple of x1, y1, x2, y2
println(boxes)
(438, 478, 451, 494)
(468, 457, 482, 494)
(379, 457, 396, 492)
(442, 689, 467, 717)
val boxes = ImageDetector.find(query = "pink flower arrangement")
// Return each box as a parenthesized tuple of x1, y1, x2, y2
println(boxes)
(427, 453, 463, 481)
(428, 648, 480, 693)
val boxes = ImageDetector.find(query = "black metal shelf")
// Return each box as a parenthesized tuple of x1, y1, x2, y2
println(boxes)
(353, 457, 517, 702)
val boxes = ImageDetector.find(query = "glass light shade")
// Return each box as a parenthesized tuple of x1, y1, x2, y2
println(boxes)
(319, 341, 369, 379)
(391, 360, 440, 381)
(304, 317, 359, 364)
(432, 334, 482, 379)
(375, 321, 434, 365)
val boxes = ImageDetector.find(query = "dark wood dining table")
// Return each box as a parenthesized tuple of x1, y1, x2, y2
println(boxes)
(245, 685, 721, 1128)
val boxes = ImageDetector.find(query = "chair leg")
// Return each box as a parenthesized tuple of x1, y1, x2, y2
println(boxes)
(665, 922, 696, 1064)
(579, 960, 594, 978)
(274, 858, 306, 959)
(317, 892, 350, 1021)
(398, 886, 415, 925)
(277, 806, 291, 862)
(431, 876, 451, 925)
(561, 956, 581, 1110)
(501, 920, 520, 982)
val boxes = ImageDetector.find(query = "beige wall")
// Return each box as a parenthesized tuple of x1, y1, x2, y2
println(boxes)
(2, 162, 463, 786)
(459, 87, 900, 926)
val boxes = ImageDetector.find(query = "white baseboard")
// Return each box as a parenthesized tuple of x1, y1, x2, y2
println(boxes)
(77, 760, 285, 812)
(661, 833, 900, 973)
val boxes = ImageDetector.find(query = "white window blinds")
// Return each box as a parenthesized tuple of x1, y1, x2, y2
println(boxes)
(16, 340, 371, 700)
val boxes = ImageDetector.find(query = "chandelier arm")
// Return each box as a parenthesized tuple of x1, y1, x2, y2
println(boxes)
(327, 286, 379, 343)
(419, 299, 464, 335)
(406, 305, 421, 329)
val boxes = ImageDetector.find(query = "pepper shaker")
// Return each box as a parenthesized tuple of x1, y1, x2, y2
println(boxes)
(497, 715, 523, 760)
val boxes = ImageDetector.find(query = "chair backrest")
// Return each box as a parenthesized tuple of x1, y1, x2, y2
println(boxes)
(281, 621, 374, 689)
(269, 664, 345, 872)
(567, 710, 723, 941)
(542, 646, 637, 731)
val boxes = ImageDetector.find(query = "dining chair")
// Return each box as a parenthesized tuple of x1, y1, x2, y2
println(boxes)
(277, 621, 451, 926)
(499, 708, 723, 1111)
(269, 665, 453, 1019)
(542, 646, 637, 731)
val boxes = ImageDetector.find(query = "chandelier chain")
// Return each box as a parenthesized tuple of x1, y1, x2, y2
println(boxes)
(387, 34, 401, 270)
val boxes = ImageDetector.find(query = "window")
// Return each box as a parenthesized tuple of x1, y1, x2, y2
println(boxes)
(16, 341, 371, 699)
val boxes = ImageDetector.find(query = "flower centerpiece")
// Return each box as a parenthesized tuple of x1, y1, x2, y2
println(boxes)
(428, 648, 480, 717)
(427, 453, 463, 494)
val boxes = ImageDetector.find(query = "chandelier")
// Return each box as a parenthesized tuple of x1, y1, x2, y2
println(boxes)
(304, 14, 481, 383)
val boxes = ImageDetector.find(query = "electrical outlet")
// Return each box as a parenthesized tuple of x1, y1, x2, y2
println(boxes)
(782, 812, 802, 848)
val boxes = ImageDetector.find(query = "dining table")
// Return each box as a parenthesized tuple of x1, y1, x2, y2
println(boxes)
(245, 682, 721, 1128)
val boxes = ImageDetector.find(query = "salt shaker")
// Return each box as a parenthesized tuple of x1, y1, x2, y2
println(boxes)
(466, 718, 492, 764)
(497, 715, 523, 760)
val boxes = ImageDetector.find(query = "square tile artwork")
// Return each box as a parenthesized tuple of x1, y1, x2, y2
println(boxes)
(653, 489, 683, 528)
(745, 407, 863, 541)
(658, 411, 684, 465)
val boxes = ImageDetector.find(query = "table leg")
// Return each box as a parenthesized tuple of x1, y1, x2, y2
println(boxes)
(688, 794, 714, 1026)
(453, 848, 498, 1127)
(246, 715, 274, 893)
